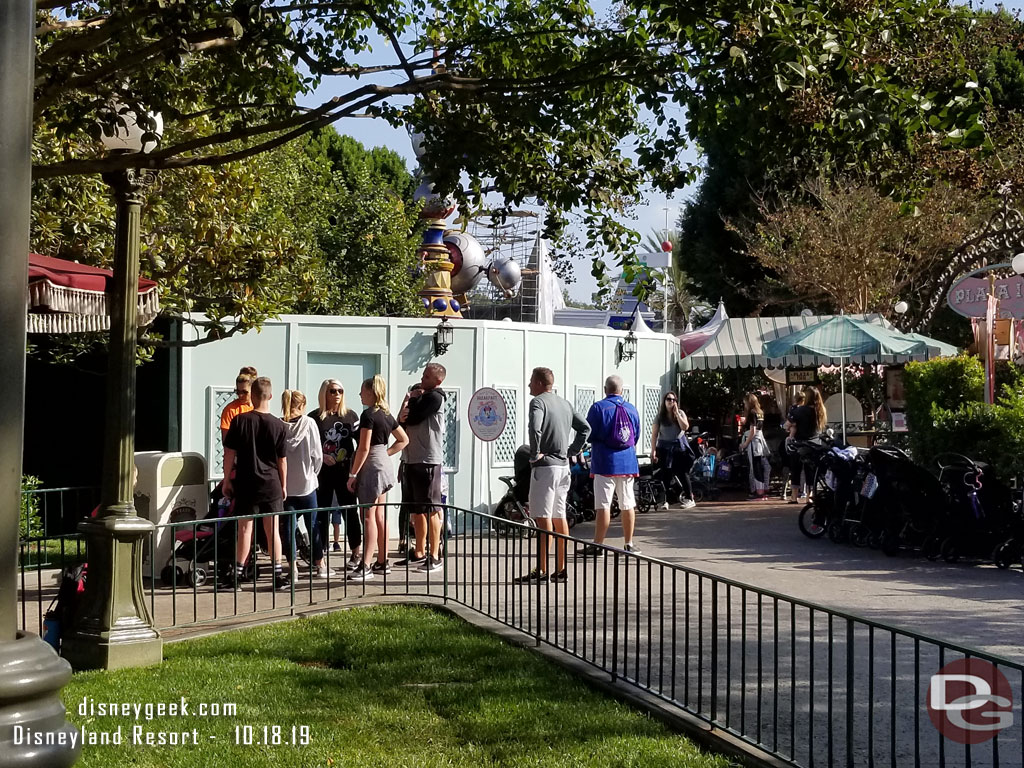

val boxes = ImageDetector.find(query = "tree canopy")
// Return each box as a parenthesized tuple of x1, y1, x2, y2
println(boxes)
(33, 0, 992, 289)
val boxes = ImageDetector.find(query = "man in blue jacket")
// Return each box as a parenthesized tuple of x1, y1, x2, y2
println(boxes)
(580, 375, 642, 555)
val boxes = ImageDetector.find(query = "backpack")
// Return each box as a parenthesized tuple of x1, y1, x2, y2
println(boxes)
(608, 401, 637, 451)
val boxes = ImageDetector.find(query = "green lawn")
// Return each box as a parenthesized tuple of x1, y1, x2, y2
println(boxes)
(62, 605, 734, 768)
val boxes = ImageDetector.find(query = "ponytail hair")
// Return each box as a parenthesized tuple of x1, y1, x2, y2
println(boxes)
(282, 389, 306, 419)
(362, 375, 389, 413)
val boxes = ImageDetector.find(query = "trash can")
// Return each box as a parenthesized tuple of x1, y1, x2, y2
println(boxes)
(133, 451, 208, 572)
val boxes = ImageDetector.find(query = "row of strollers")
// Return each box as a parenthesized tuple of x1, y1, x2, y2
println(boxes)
(795, 439, 1024, 568)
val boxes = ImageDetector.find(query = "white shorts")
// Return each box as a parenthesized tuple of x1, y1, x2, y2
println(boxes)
(528, 464, 571, 520)
(593, 475, 636, 511)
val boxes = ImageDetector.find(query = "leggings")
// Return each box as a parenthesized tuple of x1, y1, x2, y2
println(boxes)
(316, 466, 361, 553)
(656, 441, 695, 501)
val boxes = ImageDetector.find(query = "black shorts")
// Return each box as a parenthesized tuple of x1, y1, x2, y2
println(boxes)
(404, 463, 443, 515)
(233, 497, 284, 518)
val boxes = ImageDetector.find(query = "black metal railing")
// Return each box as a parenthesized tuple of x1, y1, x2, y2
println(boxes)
(15, 496, 1024, 768)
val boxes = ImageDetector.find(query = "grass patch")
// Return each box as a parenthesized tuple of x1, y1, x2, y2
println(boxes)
(63, 605, 734, 768)
(20, 537, 87, 570)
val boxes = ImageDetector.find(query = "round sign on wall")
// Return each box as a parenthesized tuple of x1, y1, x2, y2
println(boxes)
(467, 387, 508, 442)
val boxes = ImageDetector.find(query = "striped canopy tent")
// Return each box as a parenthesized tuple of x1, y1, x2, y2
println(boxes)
(678, 304, 955, 371)
(27, 253, 159, 334)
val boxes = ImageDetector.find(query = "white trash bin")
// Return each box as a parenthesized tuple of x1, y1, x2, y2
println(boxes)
(133, 451, 208, 576)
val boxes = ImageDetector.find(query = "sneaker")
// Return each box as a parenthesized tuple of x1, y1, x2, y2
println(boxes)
(332, 542, 342, 553)
(549, 569, 568, 583)
(345, 552, 362, 571)
(316, 565, 336, 579)
(513, 569, 547, 585)
(290, 564, 300, 582)
(370, 560, 392, 575)
(273, 567, 290, 590)
(623, 542, 642, 555)
(347, 563, 374, 582)
(680, 498, 697, 510)
(577, 543, 606, 557)
(397, 539, 408, 554)
(417, 556, 443, 573)
(395, 553, 428, 567)
(658, 502, 670, 511)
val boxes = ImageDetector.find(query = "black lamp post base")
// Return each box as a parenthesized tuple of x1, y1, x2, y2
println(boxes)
(0, 632, 81, 767)
(61, 514, 162, 671)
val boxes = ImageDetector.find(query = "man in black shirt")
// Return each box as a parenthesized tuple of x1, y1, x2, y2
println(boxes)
(223, 376, 289, 588)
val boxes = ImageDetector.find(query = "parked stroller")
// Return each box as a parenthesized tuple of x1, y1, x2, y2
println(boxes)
(492, 445, 586, 535)
(866, 445, 951, 556)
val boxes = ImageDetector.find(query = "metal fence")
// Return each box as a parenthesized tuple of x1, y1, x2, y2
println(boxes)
(15, 492, 1024, 768)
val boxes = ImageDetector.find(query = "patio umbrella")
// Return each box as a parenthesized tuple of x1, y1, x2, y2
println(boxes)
(27, 253, 159, 334)
(763, 315, 930, 441)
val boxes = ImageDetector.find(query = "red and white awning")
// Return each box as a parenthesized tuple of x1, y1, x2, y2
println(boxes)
(27, 253, 159, 334)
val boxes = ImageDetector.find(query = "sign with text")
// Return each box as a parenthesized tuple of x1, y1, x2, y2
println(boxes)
(467, 387, 508, 442)
(947, 268, 1024, 319)
(786, 368, 817, 385)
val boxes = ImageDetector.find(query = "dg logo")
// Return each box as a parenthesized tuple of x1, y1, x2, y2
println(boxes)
(928, 658, 1014, 745)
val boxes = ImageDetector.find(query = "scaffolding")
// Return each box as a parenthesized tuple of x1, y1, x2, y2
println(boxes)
(459, 209, 541, 322)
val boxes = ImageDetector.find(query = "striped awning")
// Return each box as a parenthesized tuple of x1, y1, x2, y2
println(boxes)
(678, 312, 956, 371)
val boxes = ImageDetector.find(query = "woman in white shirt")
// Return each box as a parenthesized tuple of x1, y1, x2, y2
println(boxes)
(280, 390, 324, 579)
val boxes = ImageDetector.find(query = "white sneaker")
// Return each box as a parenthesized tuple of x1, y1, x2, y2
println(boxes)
(624, 542, 641, 555)
(658, 502, 669, 511)
(680, 499, 696, 510)
(316, 565, 336, 579)
(290, 564, 300, 582)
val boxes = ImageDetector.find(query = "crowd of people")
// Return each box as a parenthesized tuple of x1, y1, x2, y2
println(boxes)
(217, 363, 448, 588)
(215, 362, 716, 589)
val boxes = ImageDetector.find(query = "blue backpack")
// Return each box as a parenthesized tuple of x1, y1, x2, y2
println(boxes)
(608, 401, 637, 451)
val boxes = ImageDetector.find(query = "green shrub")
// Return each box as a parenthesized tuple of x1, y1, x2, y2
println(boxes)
(904, 356, 984, 461)
(19, 475, 44, 540)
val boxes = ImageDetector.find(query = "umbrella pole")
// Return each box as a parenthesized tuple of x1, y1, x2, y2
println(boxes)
(840, 358, 847, 443)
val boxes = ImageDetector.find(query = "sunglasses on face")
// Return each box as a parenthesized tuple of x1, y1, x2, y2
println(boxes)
(327, 388, 343, 395)
(665, 397, 676, 402)
(235, 389, 249, 396)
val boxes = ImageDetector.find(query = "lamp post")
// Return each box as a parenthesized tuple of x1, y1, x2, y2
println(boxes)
(0, 2, 80, 764)
(61, 108, 162, 670)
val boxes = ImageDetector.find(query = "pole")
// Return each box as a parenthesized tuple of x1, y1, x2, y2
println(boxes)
(840, 358, 847, 443)
(0, 2, 80, 764)
(61, 169, 162, 671)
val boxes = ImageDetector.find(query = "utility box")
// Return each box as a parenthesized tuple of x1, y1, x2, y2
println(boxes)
(134, 451, 208, 571)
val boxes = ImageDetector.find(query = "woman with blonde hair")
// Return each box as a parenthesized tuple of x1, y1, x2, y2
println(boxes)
(280, 390, 323, 581)
(347, 375, 408, 581)
(737, 392, 771, 500)
(310, 378, 361, 574)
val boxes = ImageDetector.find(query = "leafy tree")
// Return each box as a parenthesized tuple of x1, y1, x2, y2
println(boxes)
(736, 180, 992, 321)
(31, 0, 990, 293)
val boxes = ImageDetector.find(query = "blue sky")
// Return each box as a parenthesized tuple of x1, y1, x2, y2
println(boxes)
(301, 1, 1022, 302)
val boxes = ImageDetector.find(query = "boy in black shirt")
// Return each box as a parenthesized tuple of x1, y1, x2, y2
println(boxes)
(223, 376, 289, 588)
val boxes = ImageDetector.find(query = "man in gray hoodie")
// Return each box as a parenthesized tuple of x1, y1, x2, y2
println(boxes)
(514, 367, 590, 584)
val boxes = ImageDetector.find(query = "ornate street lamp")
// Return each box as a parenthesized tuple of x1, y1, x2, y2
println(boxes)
(0, 2, 80, 764)
(433, 316, 454, 356)
(619, 330, 638, 362)
(61, 106, 163, 670)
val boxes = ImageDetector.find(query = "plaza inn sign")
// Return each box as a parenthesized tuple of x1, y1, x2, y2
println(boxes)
(947, 264, 1024, 320)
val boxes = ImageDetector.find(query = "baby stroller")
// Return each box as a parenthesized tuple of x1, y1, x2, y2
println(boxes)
(867, 445, 950, 556)
(934, 454, 1020, 564)
(160, 496, 232, 587)
(568, 447, 619, 519)
(493, 445, 586, 535)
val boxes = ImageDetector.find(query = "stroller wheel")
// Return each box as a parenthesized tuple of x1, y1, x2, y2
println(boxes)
(190, 565, 207, 587)
(867, 532, 881, 549)
(566, 503, 579, 529)
(850, 523, 870, 548)
(922, 536, 942, 561)
(798, 504, 826, 539)
(940, 538, 960, 564)
(880, 529, 900, 557)
(826, 520, 846, 544)
(992, 539, 1019, 570)
(161, 564, 184, 588)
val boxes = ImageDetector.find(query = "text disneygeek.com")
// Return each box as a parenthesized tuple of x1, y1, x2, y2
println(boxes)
(13, 697, 312, 749)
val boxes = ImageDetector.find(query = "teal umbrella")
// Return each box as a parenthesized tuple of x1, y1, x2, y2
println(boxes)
(763, 316, 931, 441)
